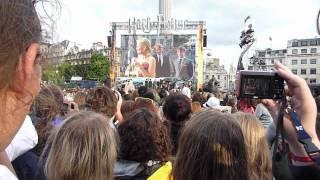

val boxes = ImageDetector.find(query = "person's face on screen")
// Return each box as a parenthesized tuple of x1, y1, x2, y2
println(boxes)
(177, 49, 186, 59)
(137, 43, 145, 55)
(155, 46, 163, 55)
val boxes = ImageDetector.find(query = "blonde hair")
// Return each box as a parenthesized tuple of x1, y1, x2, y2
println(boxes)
(138, 38, 152, 56)
(46, 111, 118, 180)
(233, 112, 272, 180)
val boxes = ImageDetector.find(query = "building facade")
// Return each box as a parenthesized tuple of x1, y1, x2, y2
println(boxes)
(248, 38, 320, 84)
(204, 56, 229, 91)
(286, 38, 320, 84)
(249, 48, 286, 71)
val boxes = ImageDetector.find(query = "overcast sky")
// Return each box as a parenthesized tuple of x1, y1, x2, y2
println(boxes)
(53, 0, 320, 68)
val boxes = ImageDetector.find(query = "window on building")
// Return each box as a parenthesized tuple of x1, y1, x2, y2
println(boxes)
(218, 75, 220, 79)
(301, 69, 306, 75)
(292, 59, 298, 65)
(310, 68, 317, 74)
(292, 69, 297, 74)
(270, 59, 274, 64)
(301, 49, 307, 54)
(301, 59, 307, 64)
(310, 79, 317, 84)
(292, 42, 299, 47)
(278, 59, 283, 63)
(311, 48, 317, 53)
(310, 59, 317, 64)
(310, 40, 317, 46)
(301, 41, 308, 46)
(292, 49, 298, 54)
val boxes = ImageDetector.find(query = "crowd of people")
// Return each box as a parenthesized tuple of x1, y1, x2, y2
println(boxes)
(1, 1, 320, 180)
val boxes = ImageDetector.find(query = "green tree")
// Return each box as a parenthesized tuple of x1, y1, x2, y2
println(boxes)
(58, 62, 75, 82)
(87, 52, 111, 82)
(42, 68, 65, 87)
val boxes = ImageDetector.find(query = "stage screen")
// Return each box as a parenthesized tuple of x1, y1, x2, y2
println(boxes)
(120, 34, 196, 80)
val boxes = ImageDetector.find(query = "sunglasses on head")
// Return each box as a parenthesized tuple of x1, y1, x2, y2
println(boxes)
(135, 97, 154, 103)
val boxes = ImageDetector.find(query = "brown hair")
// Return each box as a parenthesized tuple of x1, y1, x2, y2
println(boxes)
(233, 112, 272, 180)
(0, 0, 41, 92)
(118, 108, 170, 162)
(227, 97, 238, 113)
(191, 102, 202, 113)
(173, 111, 249, 180)
(46, 111, 118, 180)
(32, 86, 60, 156)
(120, 100, 135, 121)
(86, 87, 118, 118)
(46, 85, 64, 114)
(74, 91, 86, 110)
(133, 97, 158, 113)
(192, 92, 206, 105)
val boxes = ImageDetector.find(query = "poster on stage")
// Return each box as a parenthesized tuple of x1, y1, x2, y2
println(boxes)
(120, 34, 196, 80)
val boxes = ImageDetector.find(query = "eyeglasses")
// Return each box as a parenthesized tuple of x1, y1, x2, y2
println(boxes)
(135, 97, 154, 104)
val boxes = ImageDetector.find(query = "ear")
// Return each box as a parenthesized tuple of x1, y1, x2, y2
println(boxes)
(14, 43, 39, 93)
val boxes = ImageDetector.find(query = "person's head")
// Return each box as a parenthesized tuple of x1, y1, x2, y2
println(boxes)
(192, 92, 206, 105)
(32, 86, 59, 155)
(122, 94, 132, 101)
(33, 87, 61, 122)
(173, 111, 249, 180)
(74, 91, 87, 110)
(191, 102, 202, 113)
(232, 112, 272, 180)
(0, 0, 42, 150)
(143, 89, 160, 103)
(138, 86, 148, 97)
(118, 108, 170, 162)
(86, 87, 118, 118)
(134, 97, 158, 113)
(103, 77, 112, 88)
(46, 111, 118, 180)
(154, 43, 163, 55)
(176, 46, 186, 59)
(163, 93, 192, 122)
(227, 96, 237, 107)
(120, 100, 135, 121)
(46, 85, 64, 114)
(137, 38, 152, 56)
(203, 97, 220, 109)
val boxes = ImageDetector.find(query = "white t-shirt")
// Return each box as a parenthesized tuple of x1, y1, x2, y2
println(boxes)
(181, 87, 191, 99)
(0, 165, 17, 180)
(5, 115, 38, 161)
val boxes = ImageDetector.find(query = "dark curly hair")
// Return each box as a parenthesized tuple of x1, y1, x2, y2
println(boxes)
(118, 108, 171, 162)
(86, 87, 118, 118)
(163, 93, 191, 122)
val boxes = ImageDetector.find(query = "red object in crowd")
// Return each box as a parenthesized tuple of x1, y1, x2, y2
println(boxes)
(238, 98, 255, 114)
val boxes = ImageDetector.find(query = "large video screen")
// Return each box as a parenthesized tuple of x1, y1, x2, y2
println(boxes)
(120, 34, 196, 80)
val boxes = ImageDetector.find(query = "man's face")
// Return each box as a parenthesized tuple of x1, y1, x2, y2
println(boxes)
(156, 46, 162, 55)
(177, 49, 185, 58)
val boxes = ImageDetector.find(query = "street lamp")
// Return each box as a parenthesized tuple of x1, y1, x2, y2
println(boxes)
(237, 16, 256, 72)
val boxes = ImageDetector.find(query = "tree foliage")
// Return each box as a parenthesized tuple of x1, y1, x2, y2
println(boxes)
(87, 53, 110, 82)
(51, 52, 110, 84)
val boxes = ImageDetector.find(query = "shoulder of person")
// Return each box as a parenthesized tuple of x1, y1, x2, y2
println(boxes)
(185, 58, 193, 63)
(0, 165, 18, 180)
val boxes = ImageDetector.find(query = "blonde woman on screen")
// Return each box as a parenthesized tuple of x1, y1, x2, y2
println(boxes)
(133, 38, 156, 78)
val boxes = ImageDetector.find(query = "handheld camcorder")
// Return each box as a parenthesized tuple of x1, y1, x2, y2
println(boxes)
(236, 71, 284, 99)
